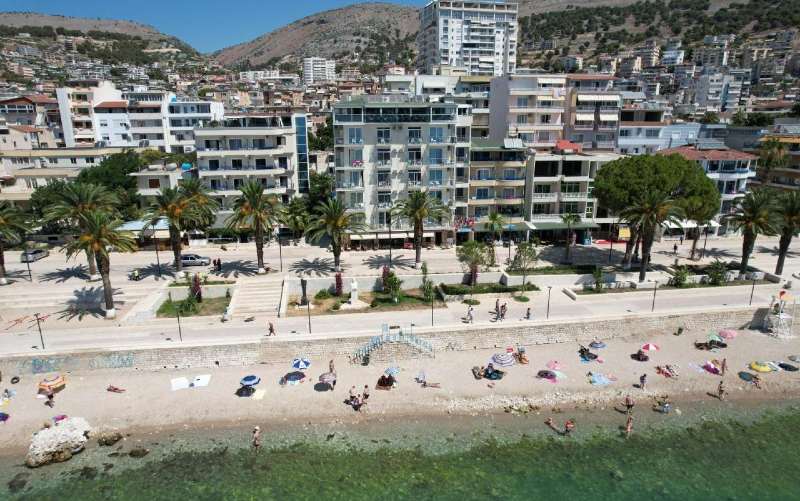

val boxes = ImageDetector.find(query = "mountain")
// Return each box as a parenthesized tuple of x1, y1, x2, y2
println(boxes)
(213, 2, 419, 68)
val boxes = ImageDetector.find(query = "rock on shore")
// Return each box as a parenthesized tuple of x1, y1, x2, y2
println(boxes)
(25, 417, 92, 468)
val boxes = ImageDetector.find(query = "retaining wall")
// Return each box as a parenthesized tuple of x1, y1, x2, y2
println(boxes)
(0, 306, 773, 376)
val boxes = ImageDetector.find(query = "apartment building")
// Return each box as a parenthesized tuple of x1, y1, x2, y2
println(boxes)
(564, 74, 622, 152)
(617, 98, 670, 155)
(753, 124, 800, 192)
(657, 144, 757, 232)
(239, 70, 280, 83)
(694, 70, 749, 113)
(194, 113, 309, 213)
(122, 89, 173, 150)
(418, 0, 518, 76)
(56, 80, 123, 147)
(303, 57, 336, 86)
(488, 73, 567, 150)
(527, 141, 621, 240)
(634, 41, 661, 68)
(130, 163, 185, 208)
(166, 100, 224, 153)
(91, 100, 132, 147)
(332, 95, 471, 244)
(0, 95, 61, 139)
(661, 50, 685, 67)
(696, 35, 735, 67)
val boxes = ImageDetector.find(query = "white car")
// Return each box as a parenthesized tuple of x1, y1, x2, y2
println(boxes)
(20, 249, 49, 263)
(181, 254, 211, 267)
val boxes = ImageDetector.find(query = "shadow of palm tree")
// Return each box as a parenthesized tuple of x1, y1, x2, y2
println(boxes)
(363, 254, 416, 270)
(137, 262, 176, 281)
(219, 260, 259, 278)
(2, 269, 30, 284)
(702, 248, 737, 260)
(289, 257, 337, 276)
(39, 265, 90, 283)
(56, 286, 114, 321)
(756, 244, 799, 258)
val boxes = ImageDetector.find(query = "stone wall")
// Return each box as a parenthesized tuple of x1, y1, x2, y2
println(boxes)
(0, 306, 773, 376)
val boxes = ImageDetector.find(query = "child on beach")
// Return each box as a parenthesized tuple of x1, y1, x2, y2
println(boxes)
(252, 426, 261, 452)
(717, 381, 726, 401)
(363, 385, 370, 401)
(639, 374, 647, 391)
(625, 415, 633, 439)
(623, 394, 635, 414)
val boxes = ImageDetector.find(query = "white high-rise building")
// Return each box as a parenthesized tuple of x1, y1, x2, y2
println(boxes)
(302, 57, 336, 86)
(418, 0, 518, 76)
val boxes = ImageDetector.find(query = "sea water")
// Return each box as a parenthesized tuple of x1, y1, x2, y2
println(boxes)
(7, 406, 800, 500)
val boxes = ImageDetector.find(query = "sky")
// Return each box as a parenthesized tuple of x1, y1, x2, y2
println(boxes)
(2, 0, 424, 53)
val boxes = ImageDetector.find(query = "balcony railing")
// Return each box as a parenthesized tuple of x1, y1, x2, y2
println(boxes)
(560, 192, 590, 200)
(200, 164, 286, 172)
(408, 137, 423, 144)
(336, 182, 364, 189)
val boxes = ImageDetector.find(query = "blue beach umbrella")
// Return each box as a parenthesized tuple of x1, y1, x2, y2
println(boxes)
(292, 358, 311, 370)
(240, 375, 261, 386)
(384, 367, 400, 377)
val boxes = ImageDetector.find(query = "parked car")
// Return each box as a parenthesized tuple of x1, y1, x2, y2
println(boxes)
(20, 249, 49, 263)
(181, 254, 211, 267)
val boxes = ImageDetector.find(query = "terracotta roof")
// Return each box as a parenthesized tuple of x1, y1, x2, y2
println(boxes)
(25, 95, 57, 104)
(8, 125, 45, 133)
(657, 145, 757, 161)
(751, 100, 794, 110)
(93, 101, 128, 109)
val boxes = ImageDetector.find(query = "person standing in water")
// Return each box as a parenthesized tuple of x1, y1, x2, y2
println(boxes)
(717, 381, 726, 401)
(252, 426, 262, 452)
(625, 415, 634, 438)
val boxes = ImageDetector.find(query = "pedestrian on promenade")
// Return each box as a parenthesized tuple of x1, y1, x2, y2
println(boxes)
(717, 381, 726, 401)
(363, 384, 370, 401)
(679, 234, 684, 245)
(525, 307, 531, 320)
(329, 360, 335, 374)
(467, 305, 474, 323)
(623, 394, 635, 414)
(625, 415, 634, 439)
(495, 298, 500, 315)
(500, 303, 507, 321)
(349, 386, 357, 404)
(639, 373, 647, 391)
(268, 321, 275, 336)
(673, 243, 678, 256)
(252, 426, 261, 452)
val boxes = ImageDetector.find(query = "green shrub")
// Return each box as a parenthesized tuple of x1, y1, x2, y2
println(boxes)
(331, 301, 341, 311)
(671, 265, 690, 288)
(370, 298, 378, 308)
(315, 289, 333, 300)
(440, 283, 538, 295)
(462, 299, 480, 306)
(592, 267, 603, 290)
(707, 259, 727, 286)
(513, 295, 530, 302)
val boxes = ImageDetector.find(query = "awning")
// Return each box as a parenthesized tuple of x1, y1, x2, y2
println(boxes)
(538, 77, 565, 85)
(577, 94, 619, 102)
(423, 232, 435, 239)
(599, 113, 619, 121)
(575, 113, 595, 121)
(531, 221, 600, 231)
(349, 234, 364, 241)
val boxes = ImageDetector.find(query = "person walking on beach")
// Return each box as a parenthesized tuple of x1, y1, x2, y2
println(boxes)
(717, 381, 726, 401)
(329, 359, 335, 374)
(267, 321, 275, 336)
(721, 358, 727, 376)
(44, 389, 54, 408)
(625, 415, 634, 439)
(679, 235, 684, 245)
(564, 419, 575, 436)
(500, 303, 507, 321)
(252, 426, 261, 453)
(349, 386, 357, 404)
(495, 298, 500, 316)
(363, 384, 370, 402)
(623, 394, 635, 414)
(639, 373, 647, 391)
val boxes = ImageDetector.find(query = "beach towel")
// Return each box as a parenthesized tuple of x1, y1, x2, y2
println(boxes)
(192, 375, 211, 388)
(170, 377, 190, 391)
(252, 389, 266, 401)
(589, 373, 611, 386)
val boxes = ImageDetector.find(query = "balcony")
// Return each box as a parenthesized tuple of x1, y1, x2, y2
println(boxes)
(336, 182, 365, 191)
(345, 203, 365, 211)
(573, 124, 595, 131)
(469, 197, 496, 205)
(377, 137, 392, 145)
(594, 141, 617, 150)
(407, 137, 423, 145)
(196, 144, 288, 156)
(560, 192, 590, 200)
(496, 177, 526, 186)
(531, 213, 560, 220)
(199, 165, 287, 175)
(532, 192, 558, 201)
(336, 161, 365, 171)
(497, 196, 524, 205)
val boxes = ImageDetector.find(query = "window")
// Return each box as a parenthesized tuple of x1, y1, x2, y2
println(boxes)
(477, 168, 492, 180)
(474, 206, 489, 218)
(70, 158, 77, 165)
(645, 129, 659, 138)
(503, 188, 516, 199)
(516, 115, 528, 124)
(377, 149, 391, 165)
(503, 168, 517, 180)
(377, 128, 391, 144)
(348, 128, 363, 144)
(209, 159, 219, 170)
(534, 184, 551, 194)
(429, 148, 443, 165)
(256, 158, 268, 169)
(408, 170, 422, 185)
(476, 188, 490, 200)
(541, 115, 552, 124)
(231, 159, 243, 169)
(408, 148, 422, 164)
(377, 171, 391, 186)
(516, 96, 528, 108)
(429, 127, 444, 143)
(560, 202, 579, 214)
(148, 179, 160, 189)
(408, 128, 422, 143)
(229, 139, 242, 150)
(377, 192, 392, 206)
(620, 129, 632, 137)
(429, 170, 443, 185)
(99, 120, 108, 127)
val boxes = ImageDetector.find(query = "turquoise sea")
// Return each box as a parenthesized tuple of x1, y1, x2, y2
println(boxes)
(6, 404, 800, 500)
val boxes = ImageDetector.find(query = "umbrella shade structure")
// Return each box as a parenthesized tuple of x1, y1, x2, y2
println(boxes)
(491, 352, 515, 367)
(589, 340, 606, 349)
(240, 375, 261, 386)
(719, 329, 738, 339)
(384, 367, 400, 377)
(707, 333, 724, 343)
(38, 375, 66, 394)
(292, 358, 311, 371)
(0, 412, 8, 423)
(319, 372, 337, 384)
(235, 386, 256, 397)
(537, 370, 556, 380)
(546, 360, 563, 371)
(641, 343, 660, 352)
(749, 362, 773, 373)
(738, 371, 754, 382)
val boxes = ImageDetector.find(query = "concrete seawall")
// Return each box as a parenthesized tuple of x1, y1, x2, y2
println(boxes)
(0, 306, 771, 375)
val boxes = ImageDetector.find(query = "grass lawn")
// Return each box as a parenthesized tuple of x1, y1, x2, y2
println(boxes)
(169, 280, 236, 287)
(157, 296, 231, 317)
(440, 283, 538, 295)
(575, 279, 772, 295)
(287, 288, 446, 316)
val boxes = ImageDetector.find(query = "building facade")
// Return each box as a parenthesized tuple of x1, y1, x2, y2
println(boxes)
(303, 58, 336, 86)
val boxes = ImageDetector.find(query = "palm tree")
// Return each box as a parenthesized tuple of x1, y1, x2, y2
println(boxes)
(457, 240, 489, 286)
(226, 181, 282, 273)
(145, 182, 218, 273)
(282, 197, 309, 243)
(561, 213, 581, 264)
(620, 192, 684, 282)
(305, 199, 366, 272)
(64, 210, 136, 319)
(484, 212, 505, 266)
(44, 182, 118, 280)
(758, 138, 787, 185)
(727, 190, 777, 276)
(0, 203, 28, 285)
(680, 195, 720, 260)
(774, 191, 800, 276)
(393, 191, 451, 268)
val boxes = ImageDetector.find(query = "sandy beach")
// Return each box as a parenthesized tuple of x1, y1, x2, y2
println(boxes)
(1, 324, 799, 456)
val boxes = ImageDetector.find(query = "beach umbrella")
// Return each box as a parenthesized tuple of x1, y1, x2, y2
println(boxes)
(240, 375, 261, 386)
(707, 333, 724, 343)
(491, 352, 515, 367)
(384, 367, 400, 377)
(546, 360, 563, 371)
(319, 372, 336, 384)
(292, 358, 311, 370)
(537, 370, 556, 380)
(284, 371, 306, 382)
(0, 412, 8, 423)
(719, 329, 738, 339)
(641, 343, 660, 352)
(749, 361, 773, 373)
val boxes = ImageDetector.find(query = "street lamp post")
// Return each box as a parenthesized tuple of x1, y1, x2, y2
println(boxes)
(33, 313, 45, 350)
(176, 309, 184, 342)
(749, 278, 757, 306)
(275, 228, 283, 272)
(388, 219, 393, 268)
(651, 280, 658, 312)
(306, 298, 312, 334)
(546, 286, 552, 319)
(431, 294, 434, 327)
(25, 259, 32, 282)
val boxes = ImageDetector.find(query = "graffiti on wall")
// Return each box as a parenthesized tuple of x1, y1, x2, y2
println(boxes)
(88, 353, 135, 370)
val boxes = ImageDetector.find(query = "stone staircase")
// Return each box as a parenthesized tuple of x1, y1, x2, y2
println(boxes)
(229, 277, 283, 318)
(0, 281, 153, 313)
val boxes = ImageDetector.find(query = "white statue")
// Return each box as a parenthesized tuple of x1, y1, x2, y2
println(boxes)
(350, 277, 359, 304)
